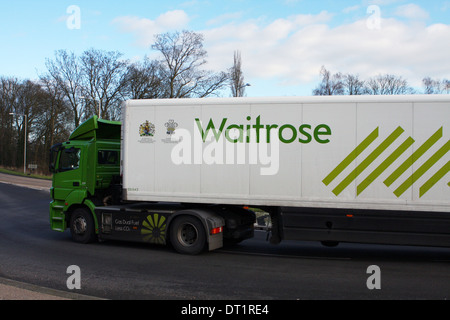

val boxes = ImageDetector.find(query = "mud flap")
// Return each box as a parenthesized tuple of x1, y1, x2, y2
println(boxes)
(185, 212, 225, 251)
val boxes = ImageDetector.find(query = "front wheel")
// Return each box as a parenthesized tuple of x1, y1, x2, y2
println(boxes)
(170, 216, 206, 255)
(69, 208, 97, 244)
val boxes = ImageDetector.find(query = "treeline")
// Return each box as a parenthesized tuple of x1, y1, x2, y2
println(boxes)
(313, 66, 450, 96)
(1, 30, 448, 175)
(0, 30, 231, 174)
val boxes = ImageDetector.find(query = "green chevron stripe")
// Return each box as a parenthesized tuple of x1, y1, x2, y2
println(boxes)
(323, 127, 379, 186)
(384, 127, 443, 187)
(357, 136, 414, 195)
(333, 126, 404, 196)
(419, 161, 450, 197)
(394, 139, 450, 197)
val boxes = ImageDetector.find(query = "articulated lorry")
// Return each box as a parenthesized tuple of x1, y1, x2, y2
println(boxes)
(49, 95, 450, 254)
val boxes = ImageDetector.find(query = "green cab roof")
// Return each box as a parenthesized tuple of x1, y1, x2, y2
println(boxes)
(69, 116, 121, 141)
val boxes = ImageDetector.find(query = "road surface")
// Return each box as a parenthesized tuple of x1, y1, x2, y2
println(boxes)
(0, 173, 449, 303)
(0, 172, 51, 191)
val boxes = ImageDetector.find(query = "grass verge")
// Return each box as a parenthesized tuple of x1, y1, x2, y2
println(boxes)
(0, 167, 51, 180)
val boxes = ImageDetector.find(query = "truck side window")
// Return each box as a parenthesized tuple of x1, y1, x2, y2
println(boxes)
(59, 148, 81, 171)
(98, 150, 119, 165)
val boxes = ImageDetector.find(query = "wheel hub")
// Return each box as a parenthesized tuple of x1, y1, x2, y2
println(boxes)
(73, 216, 87, 235)
(178, 223, 198, 246)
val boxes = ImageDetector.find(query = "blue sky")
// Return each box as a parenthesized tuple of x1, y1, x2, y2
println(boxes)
(0, 0, 449, 96)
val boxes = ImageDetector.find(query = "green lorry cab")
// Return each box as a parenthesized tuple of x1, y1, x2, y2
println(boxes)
(49, 116, 121, 241)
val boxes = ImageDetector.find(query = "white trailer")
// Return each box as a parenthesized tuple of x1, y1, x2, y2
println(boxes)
(118, 95, 449, 250)
(122, 95, 448, 208)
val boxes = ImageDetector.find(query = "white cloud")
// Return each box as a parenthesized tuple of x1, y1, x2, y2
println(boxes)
(113, 10, 190, 48)
(395, 4, 429, 20)
(202, 12, 450, 91)
(113, 9, 450, 95)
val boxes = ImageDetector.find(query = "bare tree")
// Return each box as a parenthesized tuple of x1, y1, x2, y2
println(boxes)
(80, 48, 128, 120)
(38, 75, 73, 148)
(45, 50, 84, 127)
(0, 78, 49, 170)
(15, 80, 49, 169)
(313, 66, 344, 96)
(122, 57, 164, 100)
(152, 30, 228, 98)
(343, 74, 367, 95)
(366, 74, 415, 95)
(423, 77, 450, 94)
(1, 75, 71, 173)
(0, 77, 21, 167)
(30, 83, 72, 173)
(229, 50, 247, 97)
(44, 49, 128, 124)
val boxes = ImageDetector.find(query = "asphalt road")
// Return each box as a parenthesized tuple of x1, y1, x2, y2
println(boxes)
(0, 172, 51, 191)
(0, 175, 449, 301)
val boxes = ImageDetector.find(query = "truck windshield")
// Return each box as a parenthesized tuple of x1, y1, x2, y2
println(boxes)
(60, 148, 81, 171)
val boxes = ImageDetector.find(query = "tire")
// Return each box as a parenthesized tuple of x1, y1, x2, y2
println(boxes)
(170, 215, 206, 255)
(69, 207, 97, 244)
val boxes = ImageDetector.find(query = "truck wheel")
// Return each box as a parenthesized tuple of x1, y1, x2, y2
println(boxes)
(69, 208, 97, 244)
(170, 216, 206, 255)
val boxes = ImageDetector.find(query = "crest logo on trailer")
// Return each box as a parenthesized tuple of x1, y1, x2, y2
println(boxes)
(323, 126, 450, 198)
(139, 120, 155, 137)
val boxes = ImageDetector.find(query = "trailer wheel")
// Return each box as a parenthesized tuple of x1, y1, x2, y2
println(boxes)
(69, 208, 97, 244)
(170, 216, 206, 255)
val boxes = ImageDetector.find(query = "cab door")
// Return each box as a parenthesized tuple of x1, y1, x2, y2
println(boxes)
(52, 146, 84, 201)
